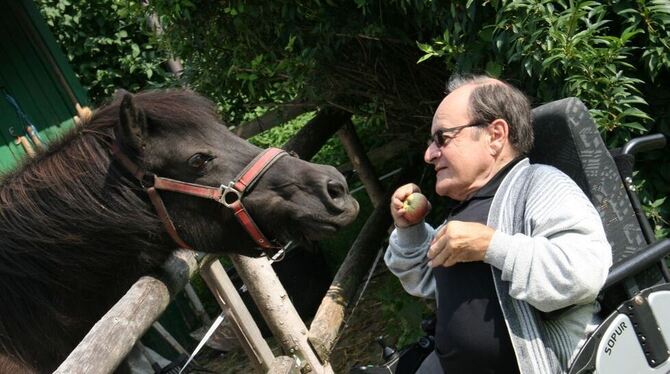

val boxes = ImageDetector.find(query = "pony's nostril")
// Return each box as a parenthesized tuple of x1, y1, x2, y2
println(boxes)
(326, 179, 346, 200)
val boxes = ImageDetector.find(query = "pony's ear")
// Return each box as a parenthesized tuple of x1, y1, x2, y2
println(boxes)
(116, 92, 148, 152)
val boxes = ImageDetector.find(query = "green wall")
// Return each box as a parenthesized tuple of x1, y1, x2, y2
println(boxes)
(0, 0, 88, 173)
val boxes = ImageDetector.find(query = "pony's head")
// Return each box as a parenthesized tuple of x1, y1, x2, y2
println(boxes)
(106, 90, 359, 256)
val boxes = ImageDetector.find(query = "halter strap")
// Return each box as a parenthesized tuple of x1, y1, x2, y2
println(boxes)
(110, 143, 287, 250)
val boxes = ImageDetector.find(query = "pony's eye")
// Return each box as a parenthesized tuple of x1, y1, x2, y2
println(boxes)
(188, 153, 214, 169)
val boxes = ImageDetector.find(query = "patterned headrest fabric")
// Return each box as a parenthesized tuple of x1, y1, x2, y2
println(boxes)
(529, 98, 646, 265)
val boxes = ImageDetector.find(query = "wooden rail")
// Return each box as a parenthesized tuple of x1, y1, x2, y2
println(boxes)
(55, 250, 197, 373)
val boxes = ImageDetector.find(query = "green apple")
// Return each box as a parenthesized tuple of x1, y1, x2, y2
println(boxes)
(402, 192, 431, 225)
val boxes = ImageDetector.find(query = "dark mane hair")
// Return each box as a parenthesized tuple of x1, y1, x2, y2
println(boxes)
(0, 89, 219, 368)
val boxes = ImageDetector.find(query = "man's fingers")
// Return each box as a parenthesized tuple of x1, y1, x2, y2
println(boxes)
(398, 183, 420, 199)
(443, 255, 459, 267)
(432, 225, 448, 244)
(390, 183, 423, 228)
(428, 232, 448, 258)
(428, 246, 450, 268)
(391, 183, 422, 207)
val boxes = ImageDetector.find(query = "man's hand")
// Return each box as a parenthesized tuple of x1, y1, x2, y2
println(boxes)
(390, 183, 422, 228)
(427, 221, 495, 267)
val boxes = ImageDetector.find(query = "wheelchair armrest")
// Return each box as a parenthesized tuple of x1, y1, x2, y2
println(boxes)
(621, 133, 666, 155)
(604, 238, 670, 289)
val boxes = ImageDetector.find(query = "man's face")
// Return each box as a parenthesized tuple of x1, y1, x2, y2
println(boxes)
(424, 84, 496, 201)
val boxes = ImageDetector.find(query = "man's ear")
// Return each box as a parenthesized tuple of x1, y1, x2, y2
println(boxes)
(488, 118, 509, 156)
(115, 91, 148, 153)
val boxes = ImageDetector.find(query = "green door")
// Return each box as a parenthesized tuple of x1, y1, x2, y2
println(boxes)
(0, 0, 88, 173)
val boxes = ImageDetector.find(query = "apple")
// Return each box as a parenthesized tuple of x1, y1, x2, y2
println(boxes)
(402, 192, 431, 225)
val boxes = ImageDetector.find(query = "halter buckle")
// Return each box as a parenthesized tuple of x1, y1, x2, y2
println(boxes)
(219, 182, 242, 208)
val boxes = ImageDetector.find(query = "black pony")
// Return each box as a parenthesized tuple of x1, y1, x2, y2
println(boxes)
(0, 90, 359, 373)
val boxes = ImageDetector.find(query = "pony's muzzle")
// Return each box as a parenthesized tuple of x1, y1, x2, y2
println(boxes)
(320, 168, 357, 215)
(326, 179, 347, 201)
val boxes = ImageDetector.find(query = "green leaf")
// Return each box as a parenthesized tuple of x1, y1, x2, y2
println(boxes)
(416, 42, 434, 54)
(620, 121, 647, 132)
(621, 107, 653, 121)
(417, 53, 435, 63)
(485, 61, 502, 77)
(542, 54, 564, 68)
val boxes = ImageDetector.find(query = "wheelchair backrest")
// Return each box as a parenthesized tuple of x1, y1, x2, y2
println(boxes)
(528, 98, 646, 266)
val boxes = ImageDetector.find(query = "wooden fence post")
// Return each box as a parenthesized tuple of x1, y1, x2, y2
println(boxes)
(199, 255, 276, 373)
(230, 254, 334, 373)
(282, 108, 351, 160)
(184, 282, 212, 326)
(269, 356, 300, 374)
(337, 120, 385, 207)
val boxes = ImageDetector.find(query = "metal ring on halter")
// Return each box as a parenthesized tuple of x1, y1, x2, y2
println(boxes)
(219, 182, 242, 208)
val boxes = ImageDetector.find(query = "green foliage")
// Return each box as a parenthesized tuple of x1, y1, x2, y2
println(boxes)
(645, 196, 669, 239)
(494, 1, 657, 143)
(249, 112, 315, 148)
(415, 1, 670, 145)
(37, 0, 176, 104)
(375, 272, 431, 347)
(146, 1, 450, 129)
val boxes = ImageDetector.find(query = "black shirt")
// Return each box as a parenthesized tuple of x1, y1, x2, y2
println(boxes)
(433, 158, 522, 374)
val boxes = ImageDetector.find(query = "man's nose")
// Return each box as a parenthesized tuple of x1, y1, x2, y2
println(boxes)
(424, 143, 439, 164)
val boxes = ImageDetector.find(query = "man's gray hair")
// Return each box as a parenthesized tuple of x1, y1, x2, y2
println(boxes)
(446, 74, 534, 155)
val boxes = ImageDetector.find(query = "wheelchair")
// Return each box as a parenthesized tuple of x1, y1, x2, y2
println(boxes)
(352, 98, 670, 373)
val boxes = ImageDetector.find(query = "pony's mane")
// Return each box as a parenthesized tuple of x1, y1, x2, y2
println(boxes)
(0, 89, 219, 364)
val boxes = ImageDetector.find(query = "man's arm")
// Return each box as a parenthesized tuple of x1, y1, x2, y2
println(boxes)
(485, 172, 612, 313)
(384, 222, 437, 299)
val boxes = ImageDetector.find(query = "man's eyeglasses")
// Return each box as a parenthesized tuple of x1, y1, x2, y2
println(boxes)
(427, 121, 488, 148)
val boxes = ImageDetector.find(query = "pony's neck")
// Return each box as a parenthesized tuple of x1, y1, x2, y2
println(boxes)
(0, 130, 172, 370)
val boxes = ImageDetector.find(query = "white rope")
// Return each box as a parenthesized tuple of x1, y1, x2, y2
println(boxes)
(178, 312, 225, 374)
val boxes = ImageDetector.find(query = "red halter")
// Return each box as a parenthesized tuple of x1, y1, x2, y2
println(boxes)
(111, 143, 287, 252)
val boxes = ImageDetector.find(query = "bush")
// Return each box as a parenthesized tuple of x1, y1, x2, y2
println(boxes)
(37, 0, 176, 104)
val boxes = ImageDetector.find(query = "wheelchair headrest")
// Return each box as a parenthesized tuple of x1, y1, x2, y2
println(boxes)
(529, 98, 646, 264)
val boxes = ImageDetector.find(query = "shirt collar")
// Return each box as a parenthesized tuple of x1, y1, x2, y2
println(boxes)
(469, 156, 525, 200)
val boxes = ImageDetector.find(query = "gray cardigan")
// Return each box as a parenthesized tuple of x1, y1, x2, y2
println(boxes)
(384, 158, 612, 373)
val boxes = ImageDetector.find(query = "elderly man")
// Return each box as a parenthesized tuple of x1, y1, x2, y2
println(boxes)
(384, 74, 612, 373)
